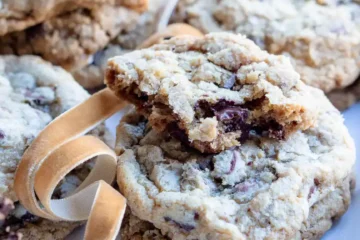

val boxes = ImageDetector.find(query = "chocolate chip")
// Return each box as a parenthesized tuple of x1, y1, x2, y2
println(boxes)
(163, 36, 173, 40)
(27, 24, 45, 39)
(253, 120, 285, 140)
(240, 96, 265, 110)
(167, 122, 190, 145)
(314, 178, 320, 186)
(194, 100, 214, 118)
(20, 212, 39, 223)
(195, 99, 250, 134)
(227, 151, 238, 174)
(139, 92, 149, 102)
(267, 123, 285, 140)
(0, 130, 5, 140)
(216, 107, 249, 133)
(211, 99, 236, 112)
(194, 212, 199, 220)
(164, 216, 195, 232)
(308, 186, 315, 199)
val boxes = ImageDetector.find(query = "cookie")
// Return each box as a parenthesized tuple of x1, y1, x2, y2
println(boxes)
(0, 55, 113, 239)
(72, 0, 168, 89)
(120, 209, 169, 240)
(72, 45, 131, 90)
(113, 175, 355, 240)
(115, 86, 355, 239)
(74, 22, 202, 89)
(0, 2, 142, 72)
(106, 33, 318, 153)
(172, 0, 360, 93)
(0, 0, 109, 36)
(327, 78, 360, 110)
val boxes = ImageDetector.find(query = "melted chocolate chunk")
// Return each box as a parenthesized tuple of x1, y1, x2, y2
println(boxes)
(167, 122, 190, 145)
(0, 130, 4, 140)
(20, 212, 39, 223)
(227, 151, 238, 174)
(27, 24, 45, 39)
(195, 99, 250, 137)
(241, 96, 265, 110)
(164, 217, 195, 232)
(216, 107, 249, 133)
(253, 120, 285, 140)
(314, 178, 320, 186)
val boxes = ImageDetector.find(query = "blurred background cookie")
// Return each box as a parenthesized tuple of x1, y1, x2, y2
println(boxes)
(171, 0, 360, 109)
(0, 55, 113, 239)
(0, 0, 147, 84)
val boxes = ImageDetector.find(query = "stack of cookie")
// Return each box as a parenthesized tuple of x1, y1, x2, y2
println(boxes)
(108, 33, 356, 239)
(0, 0, 358, 240)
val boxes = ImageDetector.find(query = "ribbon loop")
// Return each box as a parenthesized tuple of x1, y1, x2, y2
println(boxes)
(14, 89, 127, 240)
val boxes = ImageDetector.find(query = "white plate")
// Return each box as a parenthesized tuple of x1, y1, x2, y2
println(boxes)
(67, 103, 360, 240)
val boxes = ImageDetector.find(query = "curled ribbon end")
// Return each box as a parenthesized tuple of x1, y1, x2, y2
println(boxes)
(14, 89, 127, 239)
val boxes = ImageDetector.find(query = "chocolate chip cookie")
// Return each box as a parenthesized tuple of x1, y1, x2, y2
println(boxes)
(106, 33, 318, 153)
(0, 0, 109, 36)
(172, 0, 360, 93)
(120, 209, 169, 240)
(74, 21, 203, 90)
(115, 92, 355, 239)
(0, 2, 143, 73)
(0, 55, 113, 239)
(71, 0, 168, 89)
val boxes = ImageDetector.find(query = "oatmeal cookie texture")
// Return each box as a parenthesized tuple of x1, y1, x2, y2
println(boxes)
(106, 33, 318, 153)
(115, 90, 355, 239)
(172, 0, 360, 93)
(0, 2, 142, 72)
(0, 0, 107, 35)
(72, 0, 167, 89)
(121, 209, 169, 240)
(0, 55, 112, 239)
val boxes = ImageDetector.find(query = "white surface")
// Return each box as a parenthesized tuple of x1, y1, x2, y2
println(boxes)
(68, 103, 360, 240)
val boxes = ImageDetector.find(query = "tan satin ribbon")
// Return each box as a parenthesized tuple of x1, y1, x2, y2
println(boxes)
(14, 89, 127, 240)
(13, 23, 203, 240)
(139, 23, 203, 49)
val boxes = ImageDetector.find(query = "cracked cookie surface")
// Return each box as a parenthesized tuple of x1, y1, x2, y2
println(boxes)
(115, 88, 355, 239)
(106, 33, 318, 153)
(172, 0, 360, 93)
(0, 55, 113, 239)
